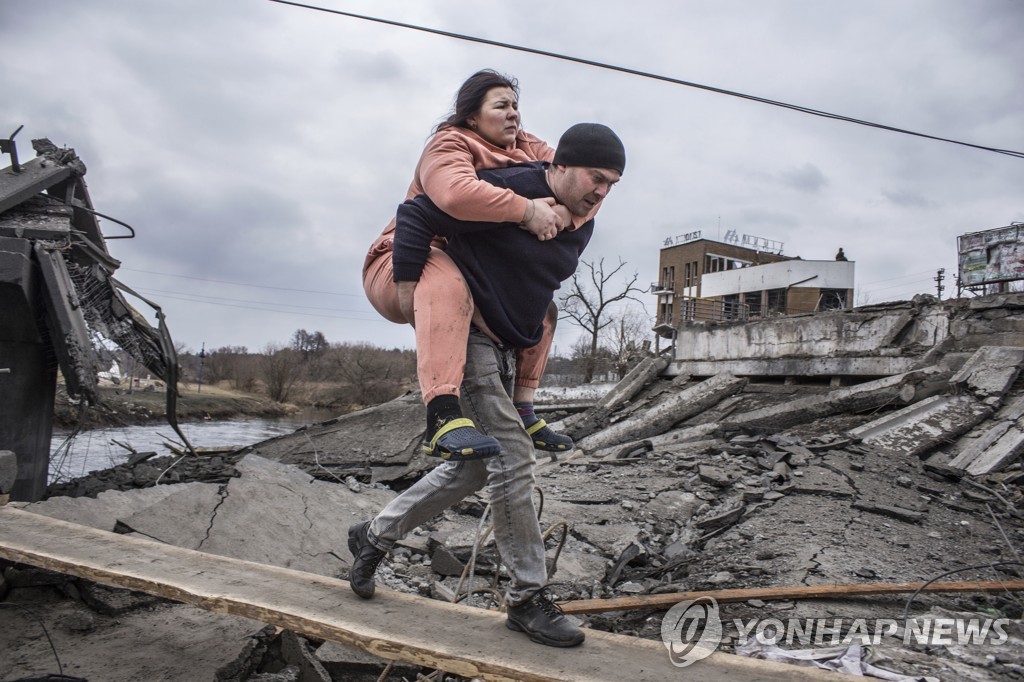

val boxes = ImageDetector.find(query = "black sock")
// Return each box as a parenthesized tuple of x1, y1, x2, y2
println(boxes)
(513, 401, 541, 428)
(426, 395, 462, 437)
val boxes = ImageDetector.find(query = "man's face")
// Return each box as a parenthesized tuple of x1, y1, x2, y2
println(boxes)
(549, 165, 621, 217)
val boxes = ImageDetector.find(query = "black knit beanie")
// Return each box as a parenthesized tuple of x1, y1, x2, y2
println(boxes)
(552, 123, 626, 175)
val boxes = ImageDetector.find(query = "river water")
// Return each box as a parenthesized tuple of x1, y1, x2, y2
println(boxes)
(49, 409, 338, 484)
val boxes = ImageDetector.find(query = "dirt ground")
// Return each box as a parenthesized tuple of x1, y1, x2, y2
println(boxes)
(0, 592, 269, 682)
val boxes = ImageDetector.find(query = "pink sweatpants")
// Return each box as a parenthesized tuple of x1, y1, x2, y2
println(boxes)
(363, 247, 554, 403)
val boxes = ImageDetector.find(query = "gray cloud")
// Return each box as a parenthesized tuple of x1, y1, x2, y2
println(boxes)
(779, 163, 829, 194)
(881, 188, 938, 209)
(1, 0, 1021, 353)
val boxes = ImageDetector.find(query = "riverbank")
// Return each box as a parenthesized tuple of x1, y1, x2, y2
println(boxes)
(53, 382, 296, 429)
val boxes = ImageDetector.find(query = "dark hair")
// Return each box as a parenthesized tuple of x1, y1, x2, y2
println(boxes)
(434, 69, 520, 134)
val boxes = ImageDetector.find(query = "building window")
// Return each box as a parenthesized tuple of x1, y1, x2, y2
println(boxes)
(722, 294, 742, 320)
(683, 262, 690, 287)
(660, 301, 674, 324)
(766, 288, 787, 315)
(680, 298, 695, 321)
(668, 266, 675, 288)
(818, 289, 848, 311)
(745, 291, 762, 318)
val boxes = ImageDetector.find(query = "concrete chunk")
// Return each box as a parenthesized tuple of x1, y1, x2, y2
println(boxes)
(950, 394, 1024, 473)
(578, 374, 746, 452)
(851, 501, 924, 524)
(25, 482, 206, 531)
(0, 450, 16, 496)
(964, 417, 1024, 475)
(949, 345, 1024, 402)
(560, 356, 670, 439)
(846, 394, 992, 459)
(728, 367, 946, 432)
(117, 455, 395, 577)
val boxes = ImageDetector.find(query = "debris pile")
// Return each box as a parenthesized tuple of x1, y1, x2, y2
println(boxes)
(4, 295, 1024, 680)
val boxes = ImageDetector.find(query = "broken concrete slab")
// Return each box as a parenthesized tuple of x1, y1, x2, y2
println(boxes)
(850, 501, 924, 524)
(961, 417, 1024, 476)
(572, 523, 644, 557)
(560, 356, 670, 439)
(578, 373, 746, 452)
(590, 422, 722, 460)
(0, 599, 267, 682)
(846, 394, 992, 459)
(949, 345, 1024, 403)
(18, 482, 206, 531)
(315, 639, 421, 681)
(726, 367, 948, 433)
(0, 449, 16, 498)
(789, 466, 855, 498)
(644, 490, 700, 523)
(246, 391, 431, 481)
(667, 304, 951, 378)
(117, 455, 395, 577)
(279, 630, 332, 682)
(948, 394, 1024, 472)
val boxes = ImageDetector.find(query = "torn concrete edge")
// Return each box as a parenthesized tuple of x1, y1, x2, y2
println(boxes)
(724, 366, 947, 432)
(949, 394, 1024, 474)
(948, 345, 1024, 403)
(577, 373, 746, 452)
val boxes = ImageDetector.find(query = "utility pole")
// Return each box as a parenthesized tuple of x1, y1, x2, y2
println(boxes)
(197, 342, 206, 393)
(935, 268, 946, 300)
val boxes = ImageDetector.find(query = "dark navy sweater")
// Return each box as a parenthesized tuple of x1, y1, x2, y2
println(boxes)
(392, 162, 594, 349)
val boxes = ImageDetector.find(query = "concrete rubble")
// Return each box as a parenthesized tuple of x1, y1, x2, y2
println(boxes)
(4, 293, 1024, 681)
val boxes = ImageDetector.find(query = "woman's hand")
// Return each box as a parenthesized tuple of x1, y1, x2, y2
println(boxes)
(552, 203, 573, 230)
(520, 198, 560, 241)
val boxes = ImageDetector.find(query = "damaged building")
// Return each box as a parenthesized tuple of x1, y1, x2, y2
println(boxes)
(0, 132, 191, 502)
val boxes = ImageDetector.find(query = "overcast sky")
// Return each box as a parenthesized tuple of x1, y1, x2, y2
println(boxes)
(3, 1, 1022, 356)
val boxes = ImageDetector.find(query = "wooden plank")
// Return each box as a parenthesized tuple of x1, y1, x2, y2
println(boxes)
(0, 507, 836, 681)
(560, 580, 1024, 615)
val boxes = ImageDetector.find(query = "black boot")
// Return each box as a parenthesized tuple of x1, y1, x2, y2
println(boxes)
(506, 589, 585, 647)
(348, 521, 387, 599)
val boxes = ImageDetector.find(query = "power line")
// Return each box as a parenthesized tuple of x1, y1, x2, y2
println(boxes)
(120, 267, 364, 297)
(268, 0, 1024, 160)
(132, 285, 376, 315)
(129, 289, 387, 322)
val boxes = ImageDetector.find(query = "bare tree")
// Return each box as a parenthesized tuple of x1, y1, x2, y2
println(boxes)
(202, 346, 249, 385)
(291, 329, 328, 359)
(558, 258, 646, 382)
(606, 306, 651, 379)
(327, 342, 416, 407)
(260, 343, 303, 403)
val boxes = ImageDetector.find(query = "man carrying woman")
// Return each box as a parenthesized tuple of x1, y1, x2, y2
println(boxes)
(351, 122, 626, 648)
(362, 70, 595, 460)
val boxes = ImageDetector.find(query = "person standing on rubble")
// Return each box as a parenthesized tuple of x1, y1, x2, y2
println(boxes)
(349, 123, 626, 649)
(363, 69, 593, 462)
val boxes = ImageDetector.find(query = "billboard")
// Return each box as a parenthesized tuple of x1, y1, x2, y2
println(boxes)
(958, 223, 1024, 288)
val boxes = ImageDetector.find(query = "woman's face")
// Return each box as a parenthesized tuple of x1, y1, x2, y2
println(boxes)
(467, 87, 520, 148)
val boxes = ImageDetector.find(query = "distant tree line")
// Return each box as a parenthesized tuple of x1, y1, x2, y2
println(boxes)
(176, 330, 419, 411)
(176, 258, 656, 412)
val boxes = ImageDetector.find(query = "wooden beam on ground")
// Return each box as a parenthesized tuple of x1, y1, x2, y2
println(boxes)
(0, 507, 838, 682)
(560, 580, 1024, 615)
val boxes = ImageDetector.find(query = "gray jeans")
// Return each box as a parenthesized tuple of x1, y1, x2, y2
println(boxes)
(367, 329, 547, 604)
